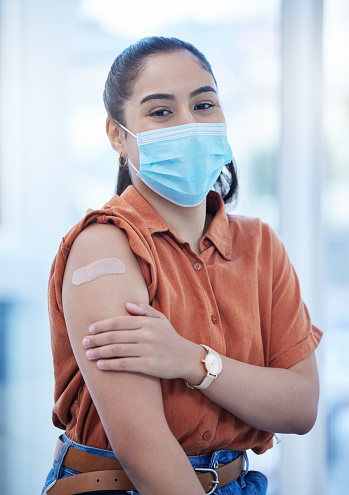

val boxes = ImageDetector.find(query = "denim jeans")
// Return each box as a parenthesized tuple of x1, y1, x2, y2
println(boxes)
(41, 433, 268, 495)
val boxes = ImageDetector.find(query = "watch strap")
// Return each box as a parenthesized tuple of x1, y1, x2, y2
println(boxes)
(186, 372, 216, 390)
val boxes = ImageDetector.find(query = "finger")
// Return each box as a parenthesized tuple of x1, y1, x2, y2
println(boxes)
(82, 330, 141, 349)
(86, 343, 141, 361)
(89, 316, 144, 334)
(126, 302, 163, 319)
(97, 357, 143, 372)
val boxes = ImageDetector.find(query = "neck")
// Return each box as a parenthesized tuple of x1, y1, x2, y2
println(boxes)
(134, 181, 210, 255)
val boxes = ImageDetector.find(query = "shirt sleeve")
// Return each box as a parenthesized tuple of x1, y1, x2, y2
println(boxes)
(267, 226, 322, 369)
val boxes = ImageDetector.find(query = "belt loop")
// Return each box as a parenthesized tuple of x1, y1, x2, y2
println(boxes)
(53, 435, 72, 480)
(239, 451, 249, 488)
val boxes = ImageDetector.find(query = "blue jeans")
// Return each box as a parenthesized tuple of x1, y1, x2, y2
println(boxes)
(42, 433, 268, 494)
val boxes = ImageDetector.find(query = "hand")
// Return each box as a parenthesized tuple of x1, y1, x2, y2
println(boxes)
(82, 303, 205, 382)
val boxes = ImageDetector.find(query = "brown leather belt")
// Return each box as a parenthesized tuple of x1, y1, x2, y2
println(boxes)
(47, 436, 244, 494)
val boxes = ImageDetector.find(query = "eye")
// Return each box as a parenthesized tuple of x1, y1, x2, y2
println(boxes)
(194, 102, 216, 111)
(148, 108, 172, 117)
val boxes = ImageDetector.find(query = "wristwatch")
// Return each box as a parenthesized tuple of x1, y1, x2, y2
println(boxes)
(185, 345, 222, 390)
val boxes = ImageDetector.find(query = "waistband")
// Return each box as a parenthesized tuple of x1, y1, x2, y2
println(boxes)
(47, 434, 248, 494)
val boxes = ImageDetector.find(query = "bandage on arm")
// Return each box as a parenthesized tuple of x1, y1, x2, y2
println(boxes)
(72, 258, 126, 286)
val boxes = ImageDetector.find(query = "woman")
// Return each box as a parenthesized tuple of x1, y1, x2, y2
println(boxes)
(42, 37, 322, 495)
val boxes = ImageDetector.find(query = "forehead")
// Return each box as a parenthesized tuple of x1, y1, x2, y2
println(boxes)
(132, 51, 216, 101)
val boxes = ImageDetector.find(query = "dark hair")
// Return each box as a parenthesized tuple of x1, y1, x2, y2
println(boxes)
(103, 36, 238, 204)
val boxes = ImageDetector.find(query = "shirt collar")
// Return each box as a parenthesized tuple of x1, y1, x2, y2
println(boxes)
(205, 192, 233, 261)
(117, 186, 232, 261)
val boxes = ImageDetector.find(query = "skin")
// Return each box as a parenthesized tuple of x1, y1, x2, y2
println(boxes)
(63, 50, 320, 495)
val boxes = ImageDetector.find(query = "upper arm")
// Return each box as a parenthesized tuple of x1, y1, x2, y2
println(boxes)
(63, 222, 149, 324)
(62, 223, 165, 456)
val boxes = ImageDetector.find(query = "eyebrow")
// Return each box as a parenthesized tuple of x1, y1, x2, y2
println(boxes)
(140, 85, 217, 105)
(189, 85, 217, 99)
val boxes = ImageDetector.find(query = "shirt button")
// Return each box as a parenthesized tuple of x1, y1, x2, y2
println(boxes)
(203, 239, 211, 248)
(211, 315, 218, 325)
(193, 262, 202, 271)
(202, 430, 212, 441)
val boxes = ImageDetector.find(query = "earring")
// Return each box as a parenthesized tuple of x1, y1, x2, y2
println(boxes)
(119, 153, 128, 168)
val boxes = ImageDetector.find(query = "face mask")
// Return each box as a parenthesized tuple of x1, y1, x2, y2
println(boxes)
(117, 122, 233, 207)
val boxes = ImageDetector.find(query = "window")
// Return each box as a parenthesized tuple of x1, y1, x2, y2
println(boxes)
(323, 1, 349, 492)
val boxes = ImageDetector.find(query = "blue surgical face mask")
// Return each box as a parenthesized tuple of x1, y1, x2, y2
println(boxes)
(117, 122, 233, 207)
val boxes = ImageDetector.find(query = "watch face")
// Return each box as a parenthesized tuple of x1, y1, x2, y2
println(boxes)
(205, 352, 222, 375)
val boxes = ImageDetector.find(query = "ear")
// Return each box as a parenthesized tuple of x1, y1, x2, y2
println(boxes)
(106, 117, 127, 155)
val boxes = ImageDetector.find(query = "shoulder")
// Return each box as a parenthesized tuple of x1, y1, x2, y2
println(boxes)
(225, 214, 290, 277)
(64, 222, 144, 289)
(63, 223, 145, 297)
(69, 222, 132, 263)
(227, 214, 278, 249)
(61, 190, 152, 264)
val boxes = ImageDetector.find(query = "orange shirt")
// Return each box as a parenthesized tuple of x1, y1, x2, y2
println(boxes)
(49, 186, 322, 455)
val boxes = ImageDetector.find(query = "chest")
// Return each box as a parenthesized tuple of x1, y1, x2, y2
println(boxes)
(151, 235, 271, 366)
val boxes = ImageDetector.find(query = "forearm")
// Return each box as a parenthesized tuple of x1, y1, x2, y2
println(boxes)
(84, 367, 205, 495)
(200, 353, 319, 434)
(110, 423, 205, 495)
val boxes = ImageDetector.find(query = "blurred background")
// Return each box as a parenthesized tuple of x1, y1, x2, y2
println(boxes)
(0, 0, 348, 493)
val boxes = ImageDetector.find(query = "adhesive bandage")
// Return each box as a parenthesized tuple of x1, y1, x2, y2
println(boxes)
(72, 258, 126, 286)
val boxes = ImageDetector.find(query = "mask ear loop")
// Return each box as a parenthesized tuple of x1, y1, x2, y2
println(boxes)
(114, 120, 137, 139)
(113, 120, 138, 172)
(113, 121, 135, 168)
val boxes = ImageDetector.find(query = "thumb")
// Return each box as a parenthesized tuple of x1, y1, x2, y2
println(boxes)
(125, 302, 163, 318)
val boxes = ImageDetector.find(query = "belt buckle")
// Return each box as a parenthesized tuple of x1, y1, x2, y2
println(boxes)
(194, 467, 219, 495)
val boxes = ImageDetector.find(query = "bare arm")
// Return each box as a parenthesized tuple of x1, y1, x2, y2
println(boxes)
(62, 223, 205, 495)
(200, 352, 319, 434)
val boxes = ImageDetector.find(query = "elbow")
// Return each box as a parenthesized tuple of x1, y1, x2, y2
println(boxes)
(291, 366, 320, 435)
(295, 416, 317, 435)
(284, 388, 319, 435)
(293, 402, 319, 435)
(282, 413, 317, 436)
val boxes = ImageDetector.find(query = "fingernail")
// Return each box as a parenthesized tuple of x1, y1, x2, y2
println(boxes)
(89, 325, 96, 334)
(82, 338, 90, 347)
(97, 360, 104, 369)
(86, 350, 94, 359)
